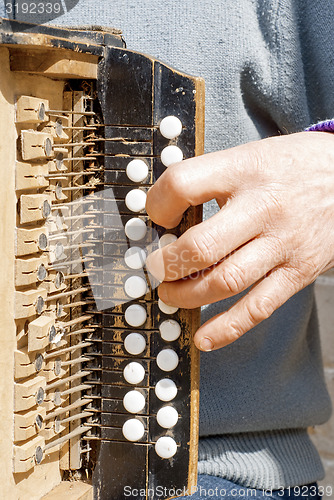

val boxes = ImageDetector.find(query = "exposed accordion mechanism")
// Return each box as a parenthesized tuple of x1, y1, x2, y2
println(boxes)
(0, 19, 204, 500)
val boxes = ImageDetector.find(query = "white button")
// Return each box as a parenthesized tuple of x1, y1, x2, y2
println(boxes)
(122, 418, 145, 441)
(124, 333, 146, 355)
(157, 349, 179, 371)
(123, 362, 145, 384)
(126, 159, 149, 183)
(155, 378, 177, 402)
(159, 116, 182, 140)
(123, 390, 146, 413)
(124, 246, 147, 270)
(125, 189, 147, 213)
(158, 299, 179, 315)
(155, 436, 177, 459)
(125, 218, 147, 241)
(159, 233, 177, 248)
(125, 304, 147, 327)
(124, 276, 147, 299)
(156, 406, 179, 429)
(161, 145, 183, 167)
(159, 320, 181, 342)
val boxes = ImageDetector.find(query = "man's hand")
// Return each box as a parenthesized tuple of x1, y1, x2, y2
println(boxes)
(145, 132, 334, 351)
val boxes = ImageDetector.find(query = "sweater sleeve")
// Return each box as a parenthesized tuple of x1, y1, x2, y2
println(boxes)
(305, 119, 334, 132)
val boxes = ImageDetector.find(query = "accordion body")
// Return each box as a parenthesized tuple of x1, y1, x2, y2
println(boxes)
(0, 19, 204, 500)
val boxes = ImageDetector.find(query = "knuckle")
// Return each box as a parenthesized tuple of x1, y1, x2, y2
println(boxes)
(246, 295, 276, 325)
(190, 229, 218, 264)
(163, 166, 189, 200)
(297, 260, 318, 281)
(215, 263, 246, 295)
(265, 235, 287, 262)
(280, 263, 313, 289)
(240, 143, 268, 183)
(261, 194, 284, 227)
(228, 321, 245, 342)
(146, 167, 188, 225)
(251, 193, 284, 233)
(234, 143, 263, 180)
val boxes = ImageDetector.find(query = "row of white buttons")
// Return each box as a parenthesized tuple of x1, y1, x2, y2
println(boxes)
(127, 144, 183, 174)
(160, 116, 183, 167)
(123, 390, 178, 426)
(154, 115, 182, 451)
(122, 153, 149, 445)
(127, 145, 183, 178)
(122, 418, 177, 459)
(123, 232, 177, 273)
(124, 320, 181, 355)
(122, 292, 179, 321)
(121, 116, 183, 458)
(122, 345, 179, 379)
(124, 221, 180, 243)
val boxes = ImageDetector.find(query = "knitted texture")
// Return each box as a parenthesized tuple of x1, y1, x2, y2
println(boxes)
(198, 429, 324, 490)
(32, 0, 334, 489)
(306, 119, 334, 132)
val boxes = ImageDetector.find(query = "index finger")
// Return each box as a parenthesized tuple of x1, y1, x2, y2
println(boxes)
(146, 194, 264, 281)
(145, 142, 258, 229)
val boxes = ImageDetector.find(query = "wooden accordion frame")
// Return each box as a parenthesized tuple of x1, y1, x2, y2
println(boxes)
(0, 19, 204, 500)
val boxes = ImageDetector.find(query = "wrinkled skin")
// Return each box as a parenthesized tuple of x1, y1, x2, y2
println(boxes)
(145, 132, 334, 351)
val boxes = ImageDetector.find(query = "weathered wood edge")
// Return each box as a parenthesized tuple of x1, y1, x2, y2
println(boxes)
(187, 74, 205, 496)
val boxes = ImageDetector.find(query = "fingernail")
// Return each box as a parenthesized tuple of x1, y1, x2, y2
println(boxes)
(146, 250, 165, 281)
(199, 337, 214, 352)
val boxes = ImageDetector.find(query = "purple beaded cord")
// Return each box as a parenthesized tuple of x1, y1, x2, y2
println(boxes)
(305, 119, 334, 132)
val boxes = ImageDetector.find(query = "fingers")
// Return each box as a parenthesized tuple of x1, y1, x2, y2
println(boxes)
(193, 265, 302, 351)
(158, 236, 285, 308)
(146, 195, 266, 281)
(146, 144, 259, 229)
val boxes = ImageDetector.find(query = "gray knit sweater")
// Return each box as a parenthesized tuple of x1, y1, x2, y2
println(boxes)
(15, 0, 333, 490)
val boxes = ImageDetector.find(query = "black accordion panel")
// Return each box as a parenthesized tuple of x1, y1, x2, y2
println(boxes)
(0, 19, 204, 500)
